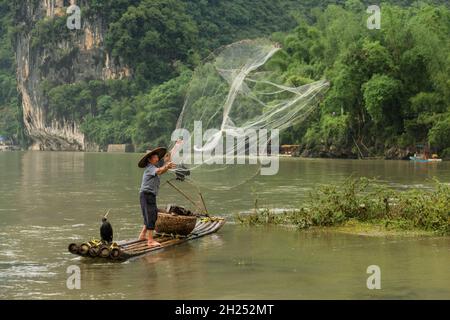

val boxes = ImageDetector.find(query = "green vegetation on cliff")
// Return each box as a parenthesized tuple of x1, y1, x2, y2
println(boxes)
(0, 0, 22, 144)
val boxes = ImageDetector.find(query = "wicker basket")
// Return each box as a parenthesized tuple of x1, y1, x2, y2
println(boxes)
(155, 212, 197, 236)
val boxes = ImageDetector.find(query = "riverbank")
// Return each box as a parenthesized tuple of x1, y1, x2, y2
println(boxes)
(297, 146, 449, 160)
(311, 220, 436, 237)
(8, 144, 450, 161)
(236, 178, 450, 236)
(0, 145, 21, 151)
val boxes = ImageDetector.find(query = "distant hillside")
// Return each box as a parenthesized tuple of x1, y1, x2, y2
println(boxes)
(0, 0, 448, 158)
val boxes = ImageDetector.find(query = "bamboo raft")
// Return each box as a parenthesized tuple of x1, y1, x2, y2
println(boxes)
(69, 217, 225, 262)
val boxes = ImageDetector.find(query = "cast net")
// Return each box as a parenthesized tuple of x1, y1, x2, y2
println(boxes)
(166, 39, 329, 194)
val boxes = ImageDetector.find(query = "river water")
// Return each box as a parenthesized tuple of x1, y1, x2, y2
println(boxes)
(0, 151, 449, 299)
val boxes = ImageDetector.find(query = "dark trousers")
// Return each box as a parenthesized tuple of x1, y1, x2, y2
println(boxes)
(140, 192, 158, 230)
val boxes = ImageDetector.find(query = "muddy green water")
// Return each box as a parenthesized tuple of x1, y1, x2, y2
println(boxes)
(0, 151, 449, 299)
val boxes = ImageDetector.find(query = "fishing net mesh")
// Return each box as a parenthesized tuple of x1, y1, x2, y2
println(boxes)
(166, 39, 329, 192)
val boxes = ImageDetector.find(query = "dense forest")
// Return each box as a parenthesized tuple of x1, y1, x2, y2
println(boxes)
(275, 0, 450, 158)
(0, 0, 449, 158)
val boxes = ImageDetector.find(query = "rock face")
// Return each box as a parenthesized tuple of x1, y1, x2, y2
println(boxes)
(384, 147, 413, 160)
(15, 0, 130, 151)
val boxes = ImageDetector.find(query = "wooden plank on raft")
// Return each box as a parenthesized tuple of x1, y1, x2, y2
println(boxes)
(120, 219, 225, 260)
(119, 221, 210, 251)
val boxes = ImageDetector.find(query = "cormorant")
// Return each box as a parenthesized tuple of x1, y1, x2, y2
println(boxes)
(100, 211, 113, 243)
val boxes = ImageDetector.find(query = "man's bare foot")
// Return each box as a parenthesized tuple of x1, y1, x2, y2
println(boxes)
(147, 240, 161, 247)
(138, 232, 147, 241)
(138, 227, 147, 240)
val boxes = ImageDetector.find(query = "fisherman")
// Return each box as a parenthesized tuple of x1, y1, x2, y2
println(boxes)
(137, 141, 183, 247)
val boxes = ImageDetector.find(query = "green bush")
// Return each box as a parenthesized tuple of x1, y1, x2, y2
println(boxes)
(428, 113, 450, 151)
(30, 16, 76, 51)
(236, 178, 450, 235)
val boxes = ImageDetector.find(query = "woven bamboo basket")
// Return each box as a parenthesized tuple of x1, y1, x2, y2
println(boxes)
(155, 212, 197, 236)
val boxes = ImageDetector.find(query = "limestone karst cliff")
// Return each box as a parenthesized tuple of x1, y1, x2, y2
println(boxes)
(15, 0, 130, 150)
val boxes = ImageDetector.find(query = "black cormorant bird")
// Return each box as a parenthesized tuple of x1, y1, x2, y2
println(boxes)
(100, 210, 113, 243)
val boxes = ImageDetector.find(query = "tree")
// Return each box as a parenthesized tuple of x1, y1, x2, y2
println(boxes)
(133, 70, 192, 150)
(429, 113, 450, 151)
(362, 74, 402, 125)
(105, 0, 198, 86)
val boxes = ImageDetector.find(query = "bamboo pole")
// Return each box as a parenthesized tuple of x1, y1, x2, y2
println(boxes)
(68, 243, 79, 254)
(199, 192, 209, 216)
(167, 180, 201, 210)
(110, 247, 121, 259)
(79, 242, 91, 255)
(98, 245, 110, 258)
(88, 246, 100, 257)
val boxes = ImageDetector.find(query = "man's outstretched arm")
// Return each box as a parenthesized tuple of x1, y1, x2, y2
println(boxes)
(156, 161, 176, 175)
(163, 139, 183, 164)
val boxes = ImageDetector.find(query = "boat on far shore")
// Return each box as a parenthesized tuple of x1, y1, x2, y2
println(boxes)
(409, 155, 442, 163)
(409, 144, 443, 163)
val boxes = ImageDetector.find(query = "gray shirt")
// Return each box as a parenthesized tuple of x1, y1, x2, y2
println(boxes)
(139, 159, 164, 195)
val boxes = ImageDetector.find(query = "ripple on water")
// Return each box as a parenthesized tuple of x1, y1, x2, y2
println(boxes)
(0, 263, 57, 278)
